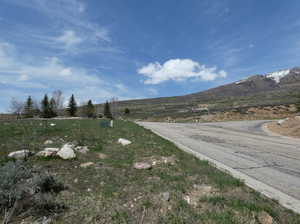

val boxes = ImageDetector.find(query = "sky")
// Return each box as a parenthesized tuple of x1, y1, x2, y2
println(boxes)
(1, 0, 300, 112)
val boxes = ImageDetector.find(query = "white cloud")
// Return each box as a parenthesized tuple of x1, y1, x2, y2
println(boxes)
(56, 30, 82, 48)
(0, 41, 139, 112)
(138, 59, 227, 84)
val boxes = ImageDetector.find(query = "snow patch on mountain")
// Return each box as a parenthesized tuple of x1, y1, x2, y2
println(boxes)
(235, 79, 247, 84)
(266, 69, 290, 83)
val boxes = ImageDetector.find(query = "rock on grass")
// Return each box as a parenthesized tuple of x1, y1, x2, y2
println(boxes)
(257, 211, 273, 224)
(57, 143, 76, 160)
(8, 150, 31, 159)
(118, 138, 132, 146)
(80, 162, 95, 168)
(133, 162, 152, 170)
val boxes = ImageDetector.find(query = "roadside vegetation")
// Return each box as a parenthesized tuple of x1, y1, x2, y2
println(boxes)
(1, 119, 300, 223)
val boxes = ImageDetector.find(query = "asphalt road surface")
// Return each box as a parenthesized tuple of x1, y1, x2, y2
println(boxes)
(138, 120, 300, 212)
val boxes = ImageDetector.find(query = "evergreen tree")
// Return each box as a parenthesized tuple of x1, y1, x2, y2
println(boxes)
(86, 100, 95, 118)
(124, 108, 130, 115)
(24, 96, 34, 118)
(104, 101, 113, 119)
(49, 98, 57, 117)
(67, 94, 77, 117)
(41, 94, 51, 118)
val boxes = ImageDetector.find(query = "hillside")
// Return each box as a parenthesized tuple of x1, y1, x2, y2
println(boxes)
(96, 67, 300, 120)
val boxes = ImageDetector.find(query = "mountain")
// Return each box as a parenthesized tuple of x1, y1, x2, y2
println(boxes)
(96, 67, 300, 119)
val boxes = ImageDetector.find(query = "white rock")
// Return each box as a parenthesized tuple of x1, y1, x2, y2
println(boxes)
(44, 140, 54, 145)
(161, 192, 170, 201)
(57, 144, 76, 159)
(183, 195, 191, 204)
(8, 150, 30, 159)
(50, 123, 56, 127)
(80, 162, 95, 168)
(277, 118, 288, 126)
(118, 138, 132, 146)
(133, 162, 152, 170)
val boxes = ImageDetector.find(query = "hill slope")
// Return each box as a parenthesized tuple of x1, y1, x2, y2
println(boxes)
(97, 67, 300, 119)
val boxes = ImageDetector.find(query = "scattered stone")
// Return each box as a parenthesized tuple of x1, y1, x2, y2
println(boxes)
(257, 211, 273, 224)
(8, 150, 31, 159)
(183, 185, 216, 206)
(36, 148, 59, 157)
(57, 143, 76, 160)
(148, 155, 177, 166)
(80, 162, 95, 168)
(118, 138, 132, 146)
(97, 153, 108, 159)
(161, 192, 170, 201)
(75, 146, 89, 154)
(277, 118, 288, 126)
(183, 195, 191, 204)
(44, 140, 53, 145)
(134, 162, 152, 170)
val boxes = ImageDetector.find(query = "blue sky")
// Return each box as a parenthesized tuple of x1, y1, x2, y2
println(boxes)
(1, 0, 300, 112)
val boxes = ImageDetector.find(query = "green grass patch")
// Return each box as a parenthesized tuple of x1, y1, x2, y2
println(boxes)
(0, 119, 299, 223)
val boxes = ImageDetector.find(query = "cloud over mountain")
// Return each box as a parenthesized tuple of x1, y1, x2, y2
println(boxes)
(138, 59, 227, 84)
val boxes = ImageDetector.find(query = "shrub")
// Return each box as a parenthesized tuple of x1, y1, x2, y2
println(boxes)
(0, 161, 65, 223)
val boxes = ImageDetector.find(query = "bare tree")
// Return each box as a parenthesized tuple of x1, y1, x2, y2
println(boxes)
(110, 97, 119, 118)
(52, 90, 64, 115)
(9, 98, 24, 118)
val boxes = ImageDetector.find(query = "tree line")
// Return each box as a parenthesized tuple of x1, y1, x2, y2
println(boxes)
(8, 90, 128, 119)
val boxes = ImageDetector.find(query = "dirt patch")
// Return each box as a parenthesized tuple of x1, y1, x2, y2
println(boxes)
(267, 116, 300, 138)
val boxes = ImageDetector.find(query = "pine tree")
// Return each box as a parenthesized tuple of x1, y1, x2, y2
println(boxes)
(104, 101, 113, 119)
(86, 100, 95, 118)
(24, 96, 34, 118)
(49, 98, 57, 118)
(124, 108, 130, 115)
(67, 94, 77, 117)
(41, 94, 51, 118)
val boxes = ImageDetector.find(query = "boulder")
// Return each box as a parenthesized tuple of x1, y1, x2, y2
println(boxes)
(97, 153, 108, 159)
(57, 144, 76, 159)
(80, 162, 95, 168)
(277, 118, 288, 126)
(36, 148, 59, 157)
(134, 162, 152, 170)
(118, 138, 132, 146)
(44, 140, 54, 145)
(161, 192, 170, 201)
(8, 150, 31, 159)
(50, 123, 56, 127)
(257, 211, 273, 224)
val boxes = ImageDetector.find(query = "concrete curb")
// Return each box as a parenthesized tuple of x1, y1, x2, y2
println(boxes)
(138, 123, 300, 214)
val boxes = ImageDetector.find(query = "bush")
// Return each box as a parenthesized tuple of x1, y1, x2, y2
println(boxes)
(0, 161, 65, 223)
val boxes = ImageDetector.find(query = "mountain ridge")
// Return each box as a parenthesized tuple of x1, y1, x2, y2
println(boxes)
(96, 67, 300, 119)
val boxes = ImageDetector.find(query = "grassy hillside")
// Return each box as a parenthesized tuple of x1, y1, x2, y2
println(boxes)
(1, 119, 300, 223)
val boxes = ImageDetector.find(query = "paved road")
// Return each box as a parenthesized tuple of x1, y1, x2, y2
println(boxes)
(138, 120, 300, 212)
